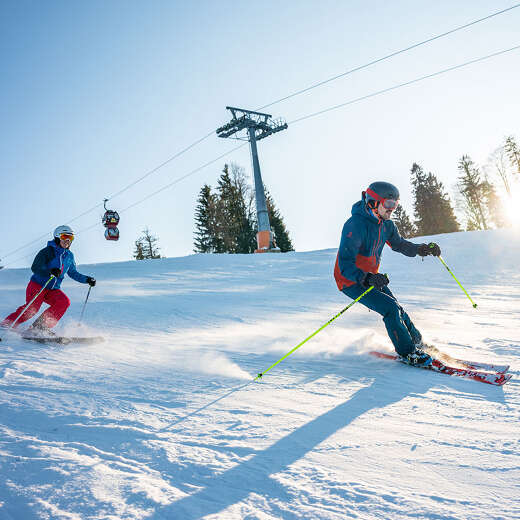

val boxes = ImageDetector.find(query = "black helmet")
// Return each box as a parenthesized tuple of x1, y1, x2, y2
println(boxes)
(363, 181, 400, 209)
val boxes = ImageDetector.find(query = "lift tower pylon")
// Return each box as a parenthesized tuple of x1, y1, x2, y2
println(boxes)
(216, 106, 288, 252)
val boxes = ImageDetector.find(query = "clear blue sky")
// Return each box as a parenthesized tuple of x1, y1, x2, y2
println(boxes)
(1, 0, 519, 268)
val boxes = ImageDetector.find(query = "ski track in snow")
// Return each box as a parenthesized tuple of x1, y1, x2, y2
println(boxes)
(0, 229, 519, 519)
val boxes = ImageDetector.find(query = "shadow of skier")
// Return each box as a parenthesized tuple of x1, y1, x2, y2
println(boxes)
(153, 371, 439, 519)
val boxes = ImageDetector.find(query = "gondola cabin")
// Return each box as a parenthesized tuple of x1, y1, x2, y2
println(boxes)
(102, 199, 120, 241)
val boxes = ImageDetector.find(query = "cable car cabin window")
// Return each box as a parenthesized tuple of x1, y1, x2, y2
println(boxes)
(103, 211, 120, 228)
(105, 227, 120, 241)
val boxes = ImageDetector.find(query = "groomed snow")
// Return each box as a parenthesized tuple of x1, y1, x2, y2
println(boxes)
(1, 228, 519, 519)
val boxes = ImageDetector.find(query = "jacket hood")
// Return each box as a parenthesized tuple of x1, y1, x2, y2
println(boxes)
(351, 200, 380, 224)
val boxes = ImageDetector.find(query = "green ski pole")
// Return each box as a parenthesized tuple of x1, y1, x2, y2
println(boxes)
(255, 285, 375, 381)
(436, 253, 477, 308)
(0, 275, 55, 342)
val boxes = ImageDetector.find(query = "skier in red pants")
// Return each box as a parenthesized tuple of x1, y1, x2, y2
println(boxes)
(1, 225, 96, 337)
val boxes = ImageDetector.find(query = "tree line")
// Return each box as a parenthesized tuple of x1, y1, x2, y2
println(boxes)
(393, 135, 519, 238)
(134, 134, 519, 260)
(132, 163, 293, 260)
(193, 163, 294, 253)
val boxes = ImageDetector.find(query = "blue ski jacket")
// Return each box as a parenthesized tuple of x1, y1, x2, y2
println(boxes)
(334, 200, 419, 290)
(31, 240, 89, 290)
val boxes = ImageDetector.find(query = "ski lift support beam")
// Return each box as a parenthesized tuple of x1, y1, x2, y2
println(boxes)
(216, 106, 288, 252)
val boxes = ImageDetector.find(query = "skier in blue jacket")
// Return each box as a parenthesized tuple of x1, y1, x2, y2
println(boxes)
(334, 182, 441, 366)
(1, 225, 96, 337)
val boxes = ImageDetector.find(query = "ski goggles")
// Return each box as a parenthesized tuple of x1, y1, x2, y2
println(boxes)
(381, 198, 399, 209)
(59, 233, 74, 242)
(366, 188, 399, 210)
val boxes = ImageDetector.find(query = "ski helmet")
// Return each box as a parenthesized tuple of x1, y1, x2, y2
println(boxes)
(363, 181, 400, 209)
(53, 225, 74, 239)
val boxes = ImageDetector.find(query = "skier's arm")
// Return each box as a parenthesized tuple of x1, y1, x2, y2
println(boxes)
(67, 257, 89, 284)
(386, 222, 419, 257)
(31, 246, 55, 278)
(337, 220, 367, 284)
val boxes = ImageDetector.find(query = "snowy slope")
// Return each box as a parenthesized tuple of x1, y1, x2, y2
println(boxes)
(0, 229, 519, 520)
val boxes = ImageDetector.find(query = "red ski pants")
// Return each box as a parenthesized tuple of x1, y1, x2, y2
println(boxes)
(2, 280, 70, 329)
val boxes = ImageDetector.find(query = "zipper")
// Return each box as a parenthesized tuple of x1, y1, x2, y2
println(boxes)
(370, 220, 383, 258)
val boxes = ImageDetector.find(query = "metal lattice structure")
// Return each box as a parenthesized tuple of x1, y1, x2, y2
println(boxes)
(216, 107, 287, 252)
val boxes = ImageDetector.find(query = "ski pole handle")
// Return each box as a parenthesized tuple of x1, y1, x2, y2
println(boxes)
(437, 256, 477, 308)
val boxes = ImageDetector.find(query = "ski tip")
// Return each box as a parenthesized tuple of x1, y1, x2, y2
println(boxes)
(498, 374, 513, 386)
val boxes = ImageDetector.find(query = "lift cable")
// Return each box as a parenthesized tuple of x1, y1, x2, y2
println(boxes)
(256, 3, 520, 111)
(2, 143, 247, 268)
(288, 44, 520, 126)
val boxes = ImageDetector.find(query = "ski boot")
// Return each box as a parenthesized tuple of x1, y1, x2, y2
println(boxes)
(23, 316, 56, 339)
(400, 347, 433, 367)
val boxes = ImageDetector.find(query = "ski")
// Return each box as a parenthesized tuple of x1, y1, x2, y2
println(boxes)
(370, 351, 512, 386)
(423, 345, 509, 374)
(21, 335, 105, 345)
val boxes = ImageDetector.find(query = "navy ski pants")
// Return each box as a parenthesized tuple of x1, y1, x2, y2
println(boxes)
(342, 284, 421, 357)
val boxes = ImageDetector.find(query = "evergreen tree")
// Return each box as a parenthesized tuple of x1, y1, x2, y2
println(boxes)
(456, 155, 490, 231)
(216, 164, 256, 253)
(193, 162, 294, 254)
(133, 239, 145, 260)
(265, 189, 294, 251)
(392, 205, 416, 238)
(193, 184, 220, 253)
(134, 227, 161, 260)
(411, 163, 459, 236)
(505, 135, 520, 175)
(215, 165, 235, 252)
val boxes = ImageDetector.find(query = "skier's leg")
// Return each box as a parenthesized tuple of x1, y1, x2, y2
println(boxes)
(1, 281, 46, 328)
(342, 284, 415, 357)
(380, 286, 422, 344)
(38, 289, 70, 329)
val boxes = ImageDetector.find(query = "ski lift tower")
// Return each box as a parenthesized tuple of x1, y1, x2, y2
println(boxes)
(216, 106, 288, 253)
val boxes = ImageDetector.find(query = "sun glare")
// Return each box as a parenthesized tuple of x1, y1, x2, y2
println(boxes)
(503, 185, 520, 227)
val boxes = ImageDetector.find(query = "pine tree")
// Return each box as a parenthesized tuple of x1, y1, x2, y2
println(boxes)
(134, 227, 161, 260)
(133, 239, 145, 260)
(505, 136, 520, 175)
(456, 155, 490, 231)
(216, 164, 257, 254)
(194, 184, 220, 253)
(411, 163, 459, 236)
(392, 205, 416, 238)
(265, 189, 294, 251)
(216, 165, 239, 253)
(193, 162, 294, 254)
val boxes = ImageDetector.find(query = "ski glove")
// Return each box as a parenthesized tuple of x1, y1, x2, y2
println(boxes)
(417, 242, 441, 257)
(86, 277, 96, 287)
(50, 268, 61, 278)
(362, 272, 389, 290)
